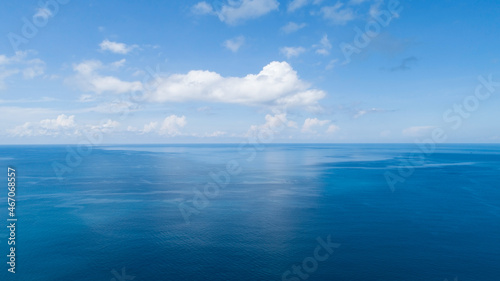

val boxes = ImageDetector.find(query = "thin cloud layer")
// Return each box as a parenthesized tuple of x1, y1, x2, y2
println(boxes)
(69, 60, 143, 94)
(280, 46, 306, 58)
(99, 39, 138, 54)
(320, 3, 355, 25)
(8, 114, 121, 137)
(223, 36, 245, 52)
(0, 51, 45, 89)
(281, 22, 307, 34)
(193, 0, 279, 25)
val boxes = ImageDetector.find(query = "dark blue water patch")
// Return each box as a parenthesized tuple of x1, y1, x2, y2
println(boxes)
(0, 144, 498, 280)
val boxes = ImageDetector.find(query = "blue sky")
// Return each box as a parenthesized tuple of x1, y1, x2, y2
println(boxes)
(0, 0, 499, 144)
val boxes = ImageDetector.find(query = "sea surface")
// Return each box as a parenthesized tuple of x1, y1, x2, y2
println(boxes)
(0, 144, 499, 281)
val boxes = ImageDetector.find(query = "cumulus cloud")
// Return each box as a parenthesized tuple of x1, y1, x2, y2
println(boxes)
(402, 126, 435, 137)
(146, 61, 325, 109)
(223, 36, 245, 52)
(159, 115, 187, 136)
(69, 60, 143, 94)
(9, 114, 77, 137)
(99, 39, 138, 54)
(193, 0, 279, 25)
(88, 119, 120, 134)
(129, 115, 187, 136)
(246, 113, 297, 137)
(280, 46, 306, 58)
(301, 117, 330, 133)
(142, 122, 158, 133)
(8, 114, 121, 137)
(281, 22, 307, 34)
(320, 3, 354, 25)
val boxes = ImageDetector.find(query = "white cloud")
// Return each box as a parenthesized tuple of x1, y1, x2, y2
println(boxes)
(33, 8, 53, 20)
(142, 122, 158, 133)
(320, 3, 354, 25)
(41, 114, 76, 129)
(0, 51, 25, 65)
(280, 46, 306, 58)
(99, 39, 138, 54)
(314, 34, 332, 55)
(402, 126, 435, 137)
(8, 114, 122, 137)
(22, 58, 45, 79)
(88, 119, 120, 134)
(128, 116, 187, 136)
(159, 115, 187, 136)
(288, 0, 309, 12)
(9, 114, 77, 137)
(326, 124, 340, 134)
(147, 61, 325, 109)
(206, 131, 227, 137)
(0, 51, 45, 89)
(79, 99, 140, 114)
(89, 76, 141, 93)
(281, 22, 307, 34)
(246, 113, 296, 137)
(223, 36, 245, 52)
(70, 60, 143, 94)
(192, 1, 215, 14)
(194, 0, 279, 25)
(354, 108, 388, 118)
(301, 118, 330, 133)
(128, 121, 159, 134)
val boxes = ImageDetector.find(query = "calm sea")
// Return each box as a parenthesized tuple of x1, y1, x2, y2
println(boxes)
(0, 144, 499, 280)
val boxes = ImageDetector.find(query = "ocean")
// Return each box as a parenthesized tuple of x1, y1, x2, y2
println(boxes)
(0, 144, 499, 281)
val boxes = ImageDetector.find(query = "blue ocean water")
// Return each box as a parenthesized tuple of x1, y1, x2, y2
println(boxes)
(0, 144, 499, 281)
